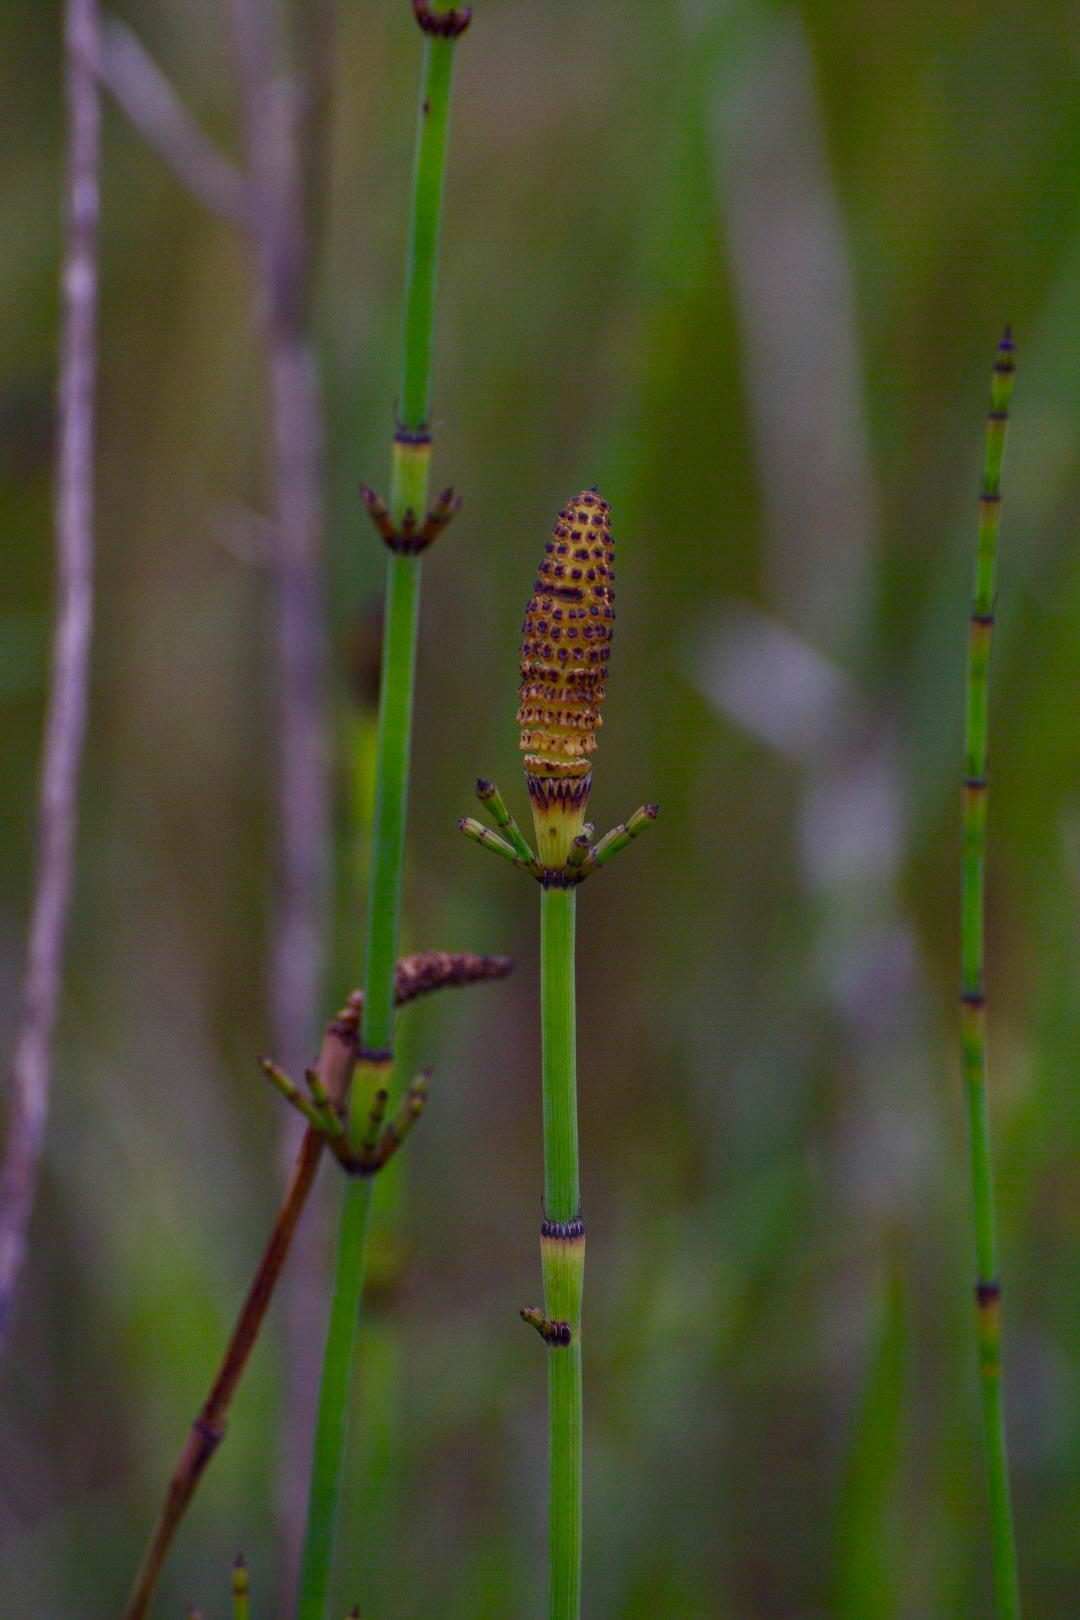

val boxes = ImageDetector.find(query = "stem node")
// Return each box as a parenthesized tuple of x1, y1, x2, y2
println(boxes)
(412, 0, 472, 40)
(521, 1306, 572, 1347)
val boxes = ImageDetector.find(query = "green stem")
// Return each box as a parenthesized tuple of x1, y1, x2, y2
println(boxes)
(296, 23, 462, 1620)
(960, 329, 1020, 1619)
(541, 886, 580, 1221)
(540, 883, 583, 1620)
(398, 30, 456, 435)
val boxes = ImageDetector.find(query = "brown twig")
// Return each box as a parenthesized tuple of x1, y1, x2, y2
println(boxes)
(120, 952, 512, 1620)
(0, 0, 100, 1361)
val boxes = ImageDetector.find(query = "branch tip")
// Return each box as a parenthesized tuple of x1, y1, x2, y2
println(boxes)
(361, 480, 461, 554)
(520, 1306, 571, 1347)
(412, 0, 472, 39)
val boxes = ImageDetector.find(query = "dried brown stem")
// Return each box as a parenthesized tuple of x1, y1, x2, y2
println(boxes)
(121, 952, 511, 1620)
(0, 0, 100, 1360)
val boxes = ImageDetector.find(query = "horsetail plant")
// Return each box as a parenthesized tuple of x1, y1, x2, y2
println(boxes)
(298, 4, 472, 1616)
(463, 490, 657, 1618)
(121, 6, 480, 1614)
(961, 329, 1021, 1617)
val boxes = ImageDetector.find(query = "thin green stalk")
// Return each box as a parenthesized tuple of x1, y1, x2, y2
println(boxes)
(231, 1554, 250, 1620)
(297, 14, 466, 1617)
(541, 886, 580, 1222)
(960, 328, 1020, 1619)
(469, 492, 646, 1620)
(540, 884, 584, 1620)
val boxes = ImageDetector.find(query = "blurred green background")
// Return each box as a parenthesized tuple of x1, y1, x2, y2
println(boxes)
(3, 0, 1080, 1614)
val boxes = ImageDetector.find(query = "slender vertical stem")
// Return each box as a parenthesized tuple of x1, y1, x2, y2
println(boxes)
(296, 557, 418, 1620)
(540, 884, 584, 1620)
(228, 2, 331, 1590)
(541, 887, 580, 1222)
(297, 18, 465, 1618)
(961, 329, 1020, 1619)
(0, 0, 99, 1359)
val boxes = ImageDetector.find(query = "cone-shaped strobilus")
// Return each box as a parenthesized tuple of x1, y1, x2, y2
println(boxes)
(462, 490, 657, 1619)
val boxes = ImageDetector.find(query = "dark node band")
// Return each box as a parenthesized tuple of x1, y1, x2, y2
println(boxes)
(393, 423, 432, 445)
(964, 776, 988, 791)
(193, 1417, 225, 1446)
(541, 1216, 585, 1242)
(961, 989, 986, 1009)
(546, 1321, 572, 1347)
(988, 410, 1009, 422)
(386, 531, 426, 556)
(412, 1, 472, 40)
(978, 491, 1002, 503)
(971, 611, 995, 627)
(344, 1154, 376, 1179)
(540, 868, 580, 890)
(357, 1045, 393, 1065)
(976, 1279, 1002, 1307)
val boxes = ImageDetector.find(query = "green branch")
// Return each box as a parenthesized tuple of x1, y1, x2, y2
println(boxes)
(297, 10, 469, 1617)
(961, 329, 1021, 1619)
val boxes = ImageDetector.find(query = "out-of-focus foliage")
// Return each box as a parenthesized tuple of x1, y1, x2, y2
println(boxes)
(3, 1, 1080, 1615)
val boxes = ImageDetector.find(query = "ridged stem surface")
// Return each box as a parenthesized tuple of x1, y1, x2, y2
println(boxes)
(961, 331, 1020, 1620)
(297, 26, 460, 1620)
(540, 884, 583, 1620)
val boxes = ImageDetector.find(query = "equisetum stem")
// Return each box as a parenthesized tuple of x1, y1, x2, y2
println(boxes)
(541, 887, 580, 1220)
(540, 883, 584, 1620)
(961, 329, 1020, 1619)
(297, 15, 464, 1618)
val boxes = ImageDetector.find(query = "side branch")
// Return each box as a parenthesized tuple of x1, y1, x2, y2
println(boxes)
(412, 0, 472, 40)
(96, 17, 248, 225)
(0, 0, 100, 1359)
(121, 951, 510, 1620)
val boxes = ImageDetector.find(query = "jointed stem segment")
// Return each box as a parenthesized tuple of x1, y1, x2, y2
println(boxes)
(476, 777, 539, 865)
(579, 803, 659, 876)
(539, 884, 584, 1620)
(961, 329, 1021, 1619)
(298, 12, 470, 1617)
(459, 815, 536, 872)
(231, 1554, 250, 1620)
(464, 490, 656, 1620)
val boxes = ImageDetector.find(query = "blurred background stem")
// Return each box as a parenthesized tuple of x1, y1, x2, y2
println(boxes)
(960, 332, 1020, 1618)
(0, 0, 100, 1360)
(228, 0, 334, 1594)
(297, 14, 467, 1617)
